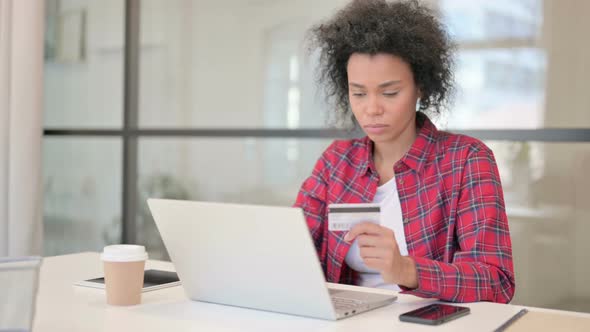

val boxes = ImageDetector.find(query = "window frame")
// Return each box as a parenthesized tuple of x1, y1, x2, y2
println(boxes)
(42, 0, 590, 244)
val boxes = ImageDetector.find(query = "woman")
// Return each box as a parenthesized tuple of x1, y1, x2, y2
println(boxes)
(294, 0, 515, 303)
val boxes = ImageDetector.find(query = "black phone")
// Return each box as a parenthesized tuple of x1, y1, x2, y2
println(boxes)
(399, 303, 470, 325)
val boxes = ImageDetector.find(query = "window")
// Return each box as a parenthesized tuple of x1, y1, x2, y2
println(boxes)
(44, 0, 590, 313)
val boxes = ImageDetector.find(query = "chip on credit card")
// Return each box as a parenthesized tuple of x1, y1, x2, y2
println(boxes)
(328, 203, 381, 231)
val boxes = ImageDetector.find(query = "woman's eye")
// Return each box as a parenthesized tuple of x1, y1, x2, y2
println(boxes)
(352, 92, 366, 97)
(383, 92, 399, 97)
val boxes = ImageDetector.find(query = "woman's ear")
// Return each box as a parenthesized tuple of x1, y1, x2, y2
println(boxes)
(415, 89, 423, 111)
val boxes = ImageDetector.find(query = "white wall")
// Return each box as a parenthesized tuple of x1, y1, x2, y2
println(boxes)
(542, 0, 590, 301)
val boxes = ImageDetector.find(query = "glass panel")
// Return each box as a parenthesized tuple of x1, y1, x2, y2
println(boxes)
(442, 0, 543, 42)
(139, 0, 590, 129)
(139, 137, 590, 313)
(138, 0, 346, 129)
(43, 138, 122, 255)
(486, 141, 590, 313)
(441, 0, 546, 129)
(44, 0, 124, 128)
(440, 0, 590, 129)
(444, 48, 546, 129)
(137, 138, 332, 259)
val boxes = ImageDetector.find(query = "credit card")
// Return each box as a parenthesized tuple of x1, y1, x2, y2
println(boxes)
(328, 203, 381, 231)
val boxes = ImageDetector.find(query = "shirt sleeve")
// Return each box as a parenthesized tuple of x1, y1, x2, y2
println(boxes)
(401, 145, 516, 303)
(293, 144, 332, 271)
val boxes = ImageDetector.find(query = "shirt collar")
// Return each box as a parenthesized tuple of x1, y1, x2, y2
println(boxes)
(360, 113, 439, 175)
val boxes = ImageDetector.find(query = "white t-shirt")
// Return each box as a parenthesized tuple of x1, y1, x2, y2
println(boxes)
(344, 176, 409, 291)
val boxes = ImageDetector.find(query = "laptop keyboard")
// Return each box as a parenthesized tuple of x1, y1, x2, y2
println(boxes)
(331, 296, 366, 310)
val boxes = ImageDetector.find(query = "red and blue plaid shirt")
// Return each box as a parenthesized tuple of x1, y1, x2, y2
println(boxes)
(294, 115, 515, 303)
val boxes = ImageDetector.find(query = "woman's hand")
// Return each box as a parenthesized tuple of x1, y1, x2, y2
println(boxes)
(344, 222, 418, 288)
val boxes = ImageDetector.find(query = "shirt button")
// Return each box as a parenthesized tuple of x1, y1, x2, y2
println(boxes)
(403, 218, 410, 224)
(399, 179, 405, 185)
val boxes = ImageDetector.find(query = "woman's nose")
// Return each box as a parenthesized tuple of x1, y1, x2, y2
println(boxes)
(365, 95, 384, 116)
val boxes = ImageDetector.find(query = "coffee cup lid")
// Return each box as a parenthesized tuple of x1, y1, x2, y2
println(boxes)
(101, 245, 148, 262)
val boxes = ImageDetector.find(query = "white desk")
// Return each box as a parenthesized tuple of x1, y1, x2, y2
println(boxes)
(33, 253, 590, 332)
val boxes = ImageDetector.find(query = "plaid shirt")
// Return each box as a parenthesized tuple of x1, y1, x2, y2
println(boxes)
(294, 115, 515, 303)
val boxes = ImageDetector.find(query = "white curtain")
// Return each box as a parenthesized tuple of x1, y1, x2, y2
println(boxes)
(0, 0, 44, 256)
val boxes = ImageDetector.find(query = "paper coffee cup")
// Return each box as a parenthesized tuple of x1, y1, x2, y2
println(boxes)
(101, 245, 148, 306)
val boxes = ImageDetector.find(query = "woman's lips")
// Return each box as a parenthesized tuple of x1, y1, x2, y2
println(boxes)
(364, 124, 389, 135)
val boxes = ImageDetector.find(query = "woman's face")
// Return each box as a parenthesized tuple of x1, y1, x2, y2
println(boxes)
(347, 53, 421, 144)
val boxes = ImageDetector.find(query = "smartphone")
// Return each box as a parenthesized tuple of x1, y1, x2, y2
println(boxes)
(399, 303, 470, 325)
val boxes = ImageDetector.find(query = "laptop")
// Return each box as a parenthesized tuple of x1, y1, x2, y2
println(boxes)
(147, 199, 396, 320)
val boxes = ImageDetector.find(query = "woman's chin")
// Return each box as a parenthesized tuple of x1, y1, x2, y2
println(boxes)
(365, 132, 391, 142)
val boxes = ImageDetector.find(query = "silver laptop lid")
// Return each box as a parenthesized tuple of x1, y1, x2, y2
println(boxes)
(148, 199, 337, 320)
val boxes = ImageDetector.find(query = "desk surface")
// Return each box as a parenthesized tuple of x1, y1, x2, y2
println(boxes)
(33, 252, 590, 332)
